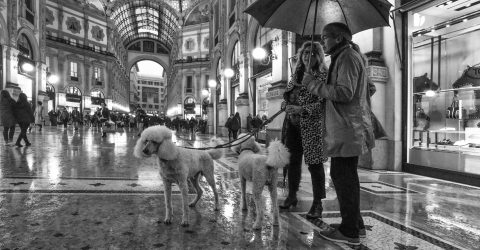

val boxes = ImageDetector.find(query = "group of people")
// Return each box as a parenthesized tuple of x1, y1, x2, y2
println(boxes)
(0, 91, 36, 147)
(278, 23, 375, 246)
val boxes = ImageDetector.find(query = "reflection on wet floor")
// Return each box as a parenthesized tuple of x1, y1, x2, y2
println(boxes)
(0, 127, 479, 249)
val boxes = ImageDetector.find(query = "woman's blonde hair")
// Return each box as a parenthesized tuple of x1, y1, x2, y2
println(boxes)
(293, 41, 328, 83)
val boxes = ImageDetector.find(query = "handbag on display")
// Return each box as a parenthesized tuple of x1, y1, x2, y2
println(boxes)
(414, 107, 430, 131)
(452, 65, 480, 89)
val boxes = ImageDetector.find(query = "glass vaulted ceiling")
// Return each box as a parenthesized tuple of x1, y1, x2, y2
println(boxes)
(109, 1, 180, 50)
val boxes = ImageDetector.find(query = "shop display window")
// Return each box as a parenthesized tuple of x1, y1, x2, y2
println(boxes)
(408, 1, 480, 175)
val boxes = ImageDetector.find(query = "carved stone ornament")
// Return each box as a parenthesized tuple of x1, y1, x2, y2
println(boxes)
(66, 16, 81, 34)
(91, 26, 104, 41)
(45, 7, 54, 25)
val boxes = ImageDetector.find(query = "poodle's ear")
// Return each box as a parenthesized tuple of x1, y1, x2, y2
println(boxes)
(134, 137, 146, 158)
(157, 138, 179, 160)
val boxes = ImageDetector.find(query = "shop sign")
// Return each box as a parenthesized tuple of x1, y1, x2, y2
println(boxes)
(66, 93, 82, 102)
(184, 109, 196, 114)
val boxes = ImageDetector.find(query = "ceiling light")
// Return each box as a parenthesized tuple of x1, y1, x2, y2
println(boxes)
(252, 47, 267, 60)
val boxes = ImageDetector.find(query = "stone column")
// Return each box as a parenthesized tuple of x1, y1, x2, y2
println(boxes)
(236, 92, 249, 132)
(218, 99, 228, 137)
(207, 103, 214, 134)
(265, 80, 287, 142)
(359, 51, 390, 170)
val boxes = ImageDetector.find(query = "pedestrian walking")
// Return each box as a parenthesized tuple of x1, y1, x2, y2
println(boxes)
(225, 114, 234, 142)
(0, 90, 17, 146)
(281, 41, 328, 221)
(13, 93, 34, 147)
(231, 112, 241, 140)
(59, 107, 69, 128)
(305, 22, 375, 245)
(71, 107, 81, 131)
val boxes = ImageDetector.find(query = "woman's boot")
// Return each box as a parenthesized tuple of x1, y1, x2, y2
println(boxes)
(306, 165, 326, 219)
(280, 150, 302, 209)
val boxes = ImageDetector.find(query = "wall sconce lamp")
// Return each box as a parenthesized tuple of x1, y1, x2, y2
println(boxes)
(21, 62, 35, 72)
(47, 72, 59, 84)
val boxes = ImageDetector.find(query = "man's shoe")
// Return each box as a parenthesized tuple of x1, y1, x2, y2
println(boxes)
(15, 143, 23, 148)
(320, 229, 360, 246)
(329, 223, 366, 238)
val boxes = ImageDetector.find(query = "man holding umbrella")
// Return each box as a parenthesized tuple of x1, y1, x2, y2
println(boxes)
(303, 22, 375, 246)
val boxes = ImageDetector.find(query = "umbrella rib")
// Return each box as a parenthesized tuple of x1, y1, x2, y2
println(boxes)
(302, 0, 315, 36)
(366, 0, 391, 27)
(336, 0, 349, 29)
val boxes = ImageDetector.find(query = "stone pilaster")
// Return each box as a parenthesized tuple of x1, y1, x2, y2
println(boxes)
(265, 80, 287, 142)
(217, 99, 228, 137)
(235, 92, 249, 131)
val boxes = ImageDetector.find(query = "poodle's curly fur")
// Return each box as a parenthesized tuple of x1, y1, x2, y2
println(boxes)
(134, 125, 223, 227)
(231, 134, 290, 230)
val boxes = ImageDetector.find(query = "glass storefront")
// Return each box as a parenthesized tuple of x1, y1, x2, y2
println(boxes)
(407, 0, 480, 176)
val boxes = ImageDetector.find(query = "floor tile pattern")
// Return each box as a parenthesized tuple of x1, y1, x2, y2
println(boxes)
(0, 127, 479, 249)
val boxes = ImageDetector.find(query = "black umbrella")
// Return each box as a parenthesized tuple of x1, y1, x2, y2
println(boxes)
(244, 0, 392, 36)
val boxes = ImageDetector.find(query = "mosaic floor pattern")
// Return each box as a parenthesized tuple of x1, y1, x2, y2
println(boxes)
(0, 127, 479, 249)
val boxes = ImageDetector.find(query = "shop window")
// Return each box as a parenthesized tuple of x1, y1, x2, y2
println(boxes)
(185, 39, 194, 51)
(407, 2, 480, 176)
(70, 62, 78, 80)
(155, 105, 159, 109)
(186, 76, 193, 93)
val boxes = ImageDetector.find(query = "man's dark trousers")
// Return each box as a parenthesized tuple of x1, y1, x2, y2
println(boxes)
(330, 156, 364, 238)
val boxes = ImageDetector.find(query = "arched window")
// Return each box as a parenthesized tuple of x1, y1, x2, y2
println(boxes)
(17, 34, 33, 59)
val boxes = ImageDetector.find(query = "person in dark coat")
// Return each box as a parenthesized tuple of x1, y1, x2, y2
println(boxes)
(48, 109, 58, 126)
(99, 102, 110, 138)
(13, 93, 34, 147)
(251, 114, 263, 139)
(246, 114, 253, 132)
(71, 107, 81, 131)
(0, 90, 17, 145)
(225, 114, 234, 142)
(230, 112, 241, 140)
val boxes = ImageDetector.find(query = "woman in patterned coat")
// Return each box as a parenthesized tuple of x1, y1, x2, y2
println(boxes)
(280, 41, 328, 220)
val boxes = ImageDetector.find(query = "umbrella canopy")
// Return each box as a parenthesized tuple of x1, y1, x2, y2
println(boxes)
(244, 0, 392, 35)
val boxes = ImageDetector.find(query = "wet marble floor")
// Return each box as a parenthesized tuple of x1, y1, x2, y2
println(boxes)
(1, 126, 479, 249)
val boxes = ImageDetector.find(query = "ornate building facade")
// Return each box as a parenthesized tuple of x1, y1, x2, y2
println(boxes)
(0, 0, 130, 117)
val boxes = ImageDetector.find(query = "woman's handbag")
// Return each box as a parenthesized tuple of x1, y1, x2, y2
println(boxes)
(452, 65, 480, 89)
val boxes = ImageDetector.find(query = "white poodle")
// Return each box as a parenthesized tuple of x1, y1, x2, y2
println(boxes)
(231, 134, 290, 230)
(134, 125, 223, 227)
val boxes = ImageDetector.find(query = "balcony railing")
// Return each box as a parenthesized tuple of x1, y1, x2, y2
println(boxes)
(46, 34, 115, 57)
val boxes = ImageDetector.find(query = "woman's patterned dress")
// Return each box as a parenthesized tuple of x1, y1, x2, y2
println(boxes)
(284, 72, 328, 165)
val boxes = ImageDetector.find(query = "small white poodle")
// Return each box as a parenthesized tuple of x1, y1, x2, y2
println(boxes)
(231, 134, 290, 230)
(134, 125, 223, 227)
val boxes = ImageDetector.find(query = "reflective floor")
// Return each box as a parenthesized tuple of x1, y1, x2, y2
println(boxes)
(1, 126, 479, 249)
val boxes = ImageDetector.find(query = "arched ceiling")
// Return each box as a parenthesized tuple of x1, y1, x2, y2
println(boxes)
(86, 0, 203, 51)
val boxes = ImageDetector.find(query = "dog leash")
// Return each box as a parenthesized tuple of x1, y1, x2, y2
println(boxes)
(178, 107, 286, 150)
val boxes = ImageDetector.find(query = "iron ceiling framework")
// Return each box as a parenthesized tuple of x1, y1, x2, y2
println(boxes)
(109, 0, 180, 50)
